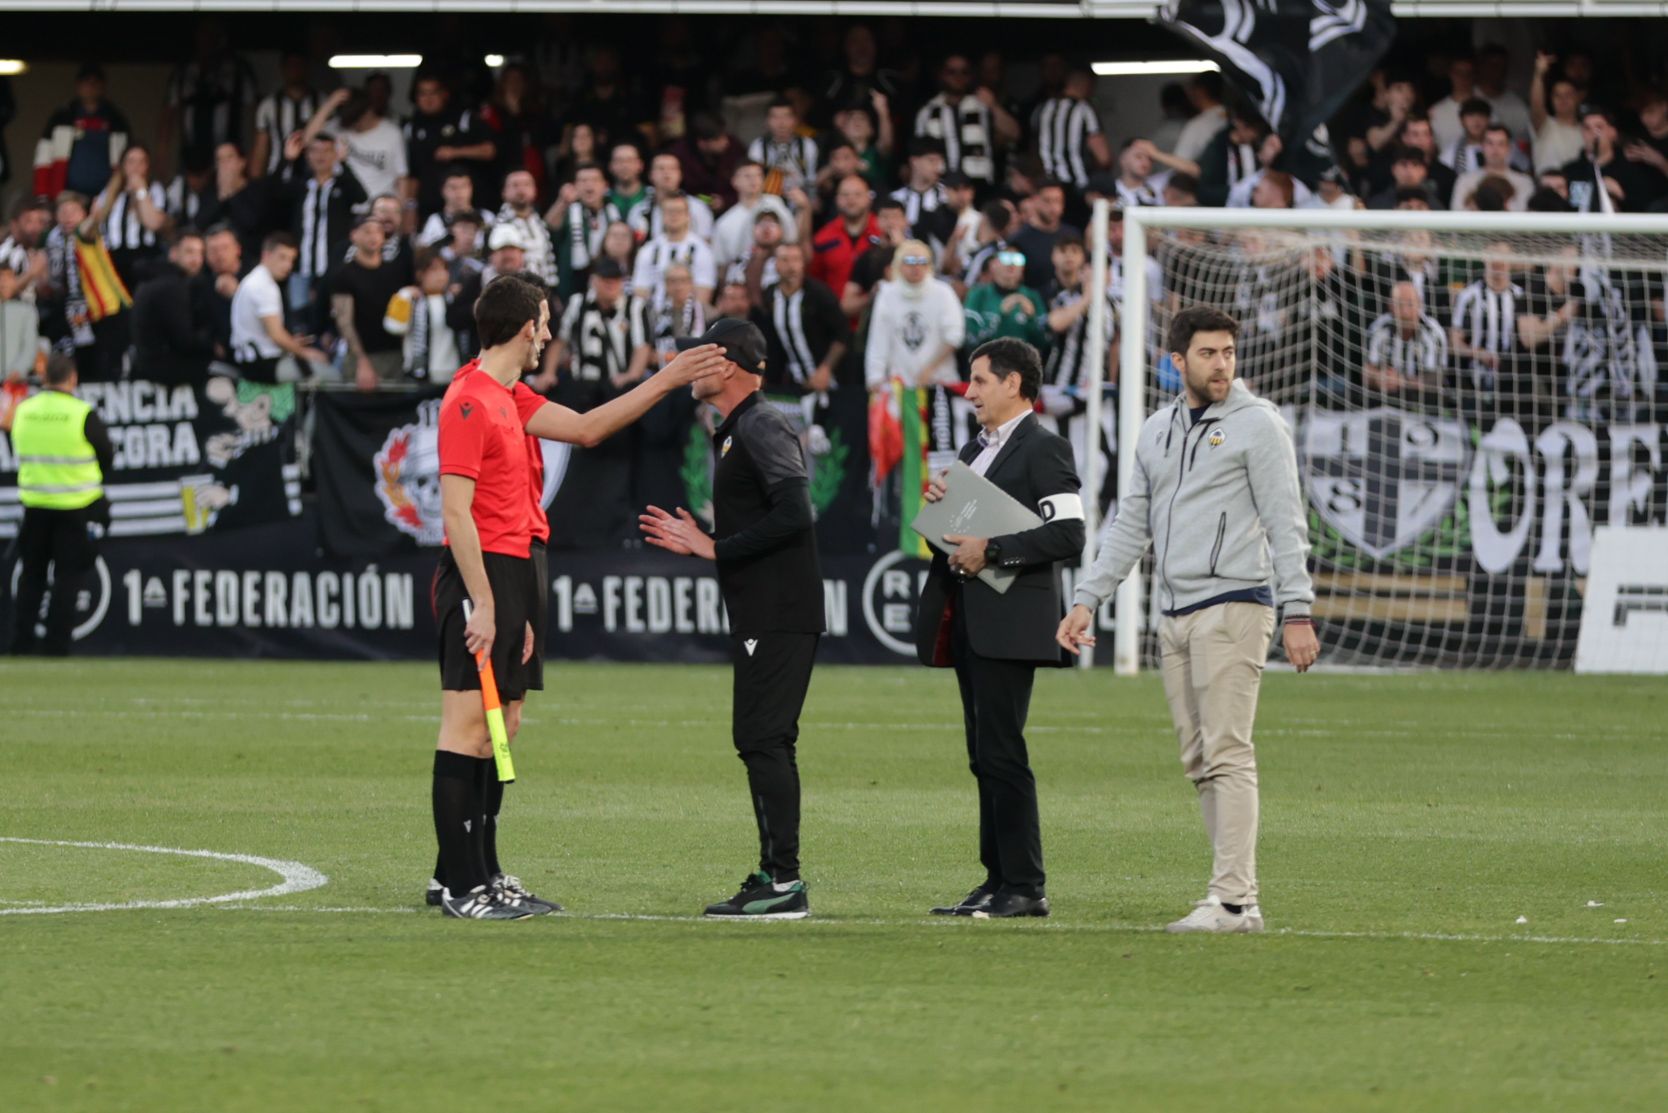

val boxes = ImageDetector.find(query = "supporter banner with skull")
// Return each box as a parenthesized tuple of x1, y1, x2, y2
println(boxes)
(311, 386, 450, 560)
(0, 376, 301, 539)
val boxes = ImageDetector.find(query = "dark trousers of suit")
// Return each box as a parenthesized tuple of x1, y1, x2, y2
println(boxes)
(9, 506, 97, 655)
(949, 585, 1045, 897)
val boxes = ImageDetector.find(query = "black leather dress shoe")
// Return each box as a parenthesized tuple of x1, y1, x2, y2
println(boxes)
(930, 885, 996, 916)
(970, 891, 1049, 919)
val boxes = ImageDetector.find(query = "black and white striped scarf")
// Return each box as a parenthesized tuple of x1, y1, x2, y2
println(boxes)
(654, 294, 705, 343)
(566, 200, 618, 271)
(45, 226, 90, 349)
(405, 293, 434, 379)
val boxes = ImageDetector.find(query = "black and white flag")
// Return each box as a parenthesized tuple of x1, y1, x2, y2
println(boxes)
(1157, 0, 1395, 163)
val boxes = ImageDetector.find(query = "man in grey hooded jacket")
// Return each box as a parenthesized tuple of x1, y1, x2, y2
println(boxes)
(1058, 304, 1319, 934)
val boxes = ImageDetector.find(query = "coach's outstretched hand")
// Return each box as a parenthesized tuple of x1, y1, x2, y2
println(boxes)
(658, 344, 728, 387)
(640, 505, 717, 560)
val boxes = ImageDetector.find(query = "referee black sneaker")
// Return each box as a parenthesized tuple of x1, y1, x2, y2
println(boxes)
(703, 871, 810, 920)
(440, 884, 535, 921)
(493, 873, 563, 915)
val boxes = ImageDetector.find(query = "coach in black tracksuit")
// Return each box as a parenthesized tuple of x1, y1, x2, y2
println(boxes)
(640, 318, 824, 920)
(915, 337, 1086, 919)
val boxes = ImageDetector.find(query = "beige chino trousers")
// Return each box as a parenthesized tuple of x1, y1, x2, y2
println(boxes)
(1157, 601, 1277, 908)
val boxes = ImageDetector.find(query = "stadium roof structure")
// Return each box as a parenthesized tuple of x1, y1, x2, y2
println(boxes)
(34, 0, 1668, 17)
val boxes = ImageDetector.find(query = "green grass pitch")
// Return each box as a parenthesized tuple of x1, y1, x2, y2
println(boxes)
(2, 659, 1665, 1112)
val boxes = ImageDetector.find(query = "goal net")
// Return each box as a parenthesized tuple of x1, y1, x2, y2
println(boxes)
(1094, 207, 1668, 672)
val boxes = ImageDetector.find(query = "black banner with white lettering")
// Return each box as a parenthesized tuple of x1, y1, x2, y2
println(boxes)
(0, 509, 1079, 665)
(1157, 0, 1395, 166)
(0, 377, 301, 539)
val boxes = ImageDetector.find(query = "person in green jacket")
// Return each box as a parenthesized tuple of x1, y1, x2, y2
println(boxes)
(963, 248, 1048, 352)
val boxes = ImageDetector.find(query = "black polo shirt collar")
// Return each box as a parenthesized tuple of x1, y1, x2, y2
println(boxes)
(713, 390, 762, 446)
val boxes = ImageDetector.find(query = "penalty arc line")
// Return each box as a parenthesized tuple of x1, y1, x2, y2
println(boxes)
(0, 837, 328, 916)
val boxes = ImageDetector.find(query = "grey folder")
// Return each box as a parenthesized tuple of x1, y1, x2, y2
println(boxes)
(911, 462, 1042, 595)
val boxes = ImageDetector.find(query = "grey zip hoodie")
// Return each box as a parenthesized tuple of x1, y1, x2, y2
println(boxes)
(1075, 379, 1313, 619)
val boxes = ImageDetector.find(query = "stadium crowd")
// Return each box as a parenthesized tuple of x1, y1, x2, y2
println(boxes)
(2, 28, 1665, 541)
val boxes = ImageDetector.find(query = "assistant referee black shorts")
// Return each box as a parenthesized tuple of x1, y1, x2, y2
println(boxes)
(527, 538, 547, 693)
(433, 548, 537, 702)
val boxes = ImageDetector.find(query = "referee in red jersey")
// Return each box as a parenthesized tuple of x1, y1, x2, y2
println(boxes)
(431, 276, 548, 920)
(430, 272, 726, 919)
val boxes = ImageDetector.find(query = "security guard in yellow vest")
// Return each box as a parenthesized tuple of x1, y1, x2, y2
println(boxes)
(7, 356, 114, 655)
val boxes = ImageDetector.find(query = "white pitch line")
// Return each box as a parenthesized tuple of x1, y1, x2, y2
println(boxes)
(197, 904, 1666, 946)
(0, 838, 327, 916)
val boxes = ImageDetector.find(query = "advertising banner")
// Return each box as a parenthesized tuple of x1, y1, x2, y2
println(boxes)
(0, 376, 300, 539)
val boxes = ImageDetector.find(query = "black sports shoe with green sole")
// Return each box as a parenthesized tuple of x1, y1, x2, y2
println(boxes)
(703, 871, 810, 920)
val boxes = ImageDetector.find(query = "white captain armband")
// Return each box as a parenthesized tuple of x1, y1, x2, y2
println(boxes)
(1038, 492, 1084, 523)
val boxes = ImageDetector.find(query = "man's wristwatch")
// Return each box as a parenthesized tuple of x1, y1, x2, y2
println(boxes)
(984, 540, 1004, 568)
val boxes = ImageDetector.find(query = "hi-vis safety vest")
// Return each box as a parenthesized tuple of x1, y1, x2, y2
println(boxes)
(11, 389, 103, 510)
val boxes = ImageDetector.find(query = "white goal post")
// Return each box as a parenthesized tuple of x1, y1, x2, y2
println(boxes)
(1077, 202, 1668, 674)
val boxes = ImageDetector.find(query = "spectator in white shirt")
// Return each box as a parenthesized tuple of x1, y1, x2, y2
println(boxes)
(627, 152, 715, 242)
(230, 231, 329, 382)
(747, 98, 819, 199)
(417, 168, 491, 247)
(1171, 71, 1228, 163)
(1113, 139, 1162, 208)
(712, 161, 796, 274)
(383, 247, 462, 382)
(633, 193, 717, 305)
(1452, 125, 1536, 211)
(301, 87, 408, 205)
(494, 168, 558, 287)
(1428, 55, 1480, 153)
(1530, 52, 1586, 174)
(439, 209, 484, 286)
(1476, 44, 1532, 142)
(864, 239, 965, 389)
(1441, 99, 1494, 174)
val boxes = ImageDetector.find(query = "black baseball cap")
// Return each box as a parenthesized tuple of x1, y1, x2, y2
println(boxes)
(591, 256, 625, 280)
(675, 318, 767, 377)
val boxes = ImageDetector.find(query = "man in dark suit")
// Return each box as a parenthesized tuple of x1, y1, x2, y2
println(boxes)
(914, 337, 1085, 919)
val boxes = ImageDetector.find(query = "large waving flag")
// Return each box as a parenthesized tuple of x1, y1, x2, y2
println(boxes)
(1157, 0, 1396, 169)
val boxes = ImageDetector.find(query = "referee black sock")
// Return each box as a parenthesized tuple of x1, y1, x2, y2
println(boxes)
(481, 767, 506, 878)
(432, 750, 487, 896)
(474, 757, 503, 878)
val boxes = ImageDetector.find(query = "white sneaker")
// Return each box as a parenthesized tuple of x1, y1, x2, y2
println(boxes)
(1166, 896, 1264, 934)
